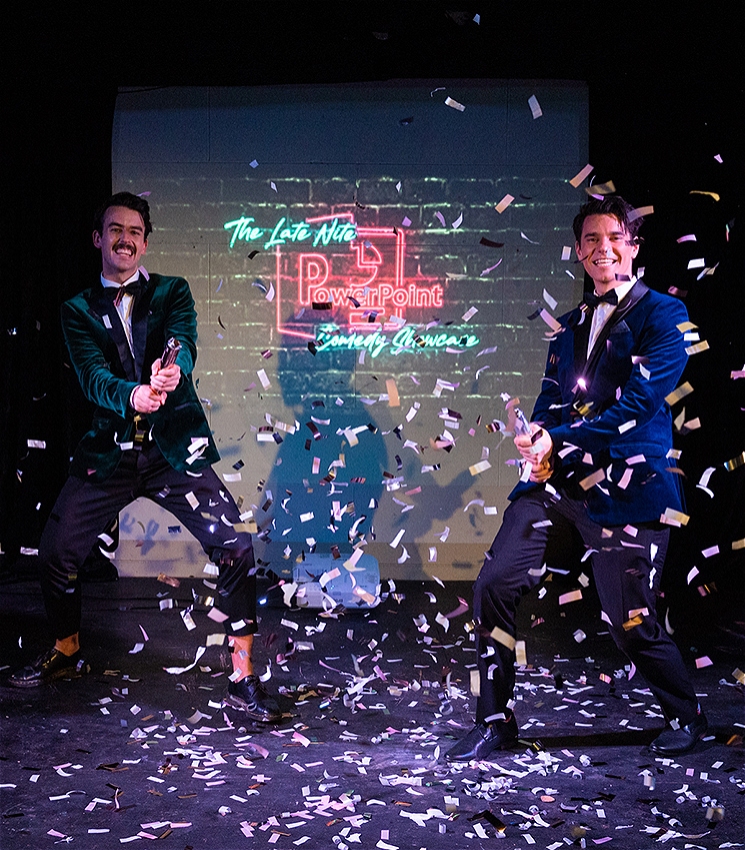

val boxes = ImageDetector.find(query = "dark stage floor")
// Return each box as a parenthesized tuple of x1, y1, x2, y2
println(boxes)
(1, 575, 743, 849)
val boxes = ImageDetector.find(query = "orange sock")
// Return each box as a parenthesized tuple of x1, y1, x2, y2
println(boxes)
(55, 634, 80, 657)
(229, 635, 254, 681)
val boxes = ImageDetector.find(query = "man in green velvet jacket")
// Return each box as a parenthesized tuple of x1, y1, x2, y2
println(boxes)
(10, 192, 280, 724)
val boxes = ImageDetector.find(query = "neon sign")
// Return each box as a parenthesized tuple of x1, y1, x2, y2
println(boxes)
(224, 215, 356, 250)
(224, 212, 459, 345)
(315, 326, 480, 358)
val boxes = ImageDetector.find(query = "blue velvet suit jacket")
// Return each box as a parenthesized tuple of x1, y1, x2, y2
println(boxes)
(511, 281, 689, 526)
(61, 273, 219, 481)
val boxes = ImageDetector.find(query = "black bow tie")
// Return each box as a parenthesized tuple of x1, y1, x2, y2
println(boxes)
(111, 279, 142, 306)
(583, 289, 618, 309)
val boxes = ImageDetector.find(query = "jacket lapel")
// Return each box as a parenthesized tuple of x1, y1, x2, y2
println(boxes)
(131, 274, 156, 382)
(87, 284, 137, 381)
(584, 280, 649, 378)
(571, 304, 592, 377)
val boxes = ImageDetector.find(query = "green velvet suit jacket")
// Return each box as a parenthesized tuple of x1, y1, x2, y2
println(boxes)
(61, 273, 219, 481)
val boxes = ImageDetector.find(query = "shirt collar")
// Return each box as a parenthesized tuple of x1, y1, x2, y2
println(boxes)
(101, 270, 140, 289)
(596, 275, 636, 305)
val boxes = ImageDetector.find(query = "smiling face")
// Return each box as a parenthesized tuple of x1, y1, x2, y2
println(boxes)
(93, 205, 148, 283)
(575, 213, 639, 292)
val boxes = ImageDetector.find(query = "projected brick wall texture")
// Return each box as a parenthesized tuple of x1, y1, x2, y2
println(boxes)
(111, 82, 587, 579)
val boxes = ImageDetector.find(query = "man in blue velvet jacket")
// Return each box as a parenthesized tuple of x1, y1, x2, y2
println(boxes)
(10, 192, 280, 724)
(447, 195, 706, 761)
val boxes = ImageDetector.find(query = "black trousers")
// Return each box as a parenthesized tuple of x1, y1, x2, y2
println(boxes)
(473, 488, 699, 727)
(40, 441, 257, 640)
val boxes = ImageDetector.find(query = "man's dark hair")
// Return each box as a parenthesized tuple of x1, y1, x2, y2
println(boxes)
(93, 192, 153, 239)
(572, 195, 643, 244)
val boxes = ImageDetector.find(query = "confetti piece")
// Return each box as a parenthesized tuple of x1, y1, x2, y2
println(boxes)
(386, 378, 400, 407)
(444, 96, 465, 111)
(257, 369, 271, 389)
(463, 671, 481, 701)
(665, 381, 693, 406)
(558, 589, 583, 605)
(543, 289, 557, 310)
(528, 94, 542, 119)
(539, 309, 562, 333)
(480, 258, 503, 276)
(660, 507, 690, 526)
(585, 179, 615, 197)
(344, 548, 364, 570)
(579, 469, 605, 490)
(207, 607, 229, 624)
(489, 626, 516, 650)
(164, 645, 206, 675)
(462, 306, 478, 322)
(469, 460, 491, 476)
(451, 212, 464, 229)
(495, 194, 514, 214)
(569, 164, 593, 187)
(677, 234, 697, 243)
(725, 451, 745, 471)
(695, 656, 713, 669)
(515, 641, 527, 666)
(627, 205, 653, 222)
(622, 614, 644, 631)
(435, 612, 450, 632)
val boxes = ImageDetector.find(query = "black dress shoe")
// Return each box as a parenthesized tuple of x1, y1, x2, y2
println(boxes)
(224, 675, 282, 723)
(9, 648, 90, 688)
(445, 713, 519, 762)
(650, 710, 708, 755)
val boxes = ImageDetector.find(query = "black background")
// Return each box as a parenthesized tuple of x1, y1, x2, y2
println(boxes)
(1, 2, 742, 630)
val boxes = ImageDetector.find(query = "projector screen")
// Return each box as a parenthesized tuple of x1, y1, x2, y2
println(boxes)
(111, 81, 587, 580)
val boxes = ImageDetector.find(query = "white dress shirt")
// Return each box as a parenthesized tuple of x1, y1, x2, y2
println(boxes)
(587, 276, 636, 357)
(101, 272, 139, 356)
